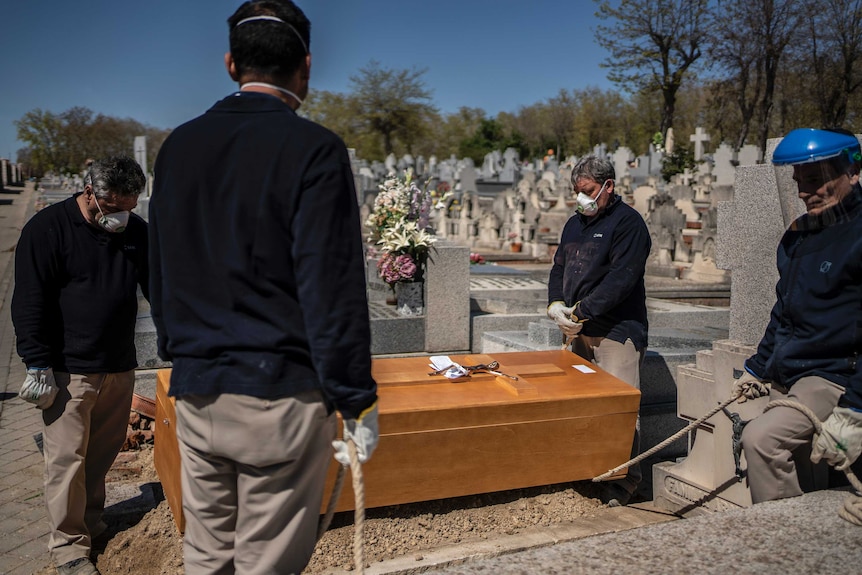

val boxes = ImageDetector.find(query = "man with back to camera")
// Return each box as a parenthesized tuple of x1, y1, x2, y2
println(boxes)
(12, 155, 148, 575)
(733, 128, 862, 502)
(547, 155, 651, 507)
(149, 1, 378, 572)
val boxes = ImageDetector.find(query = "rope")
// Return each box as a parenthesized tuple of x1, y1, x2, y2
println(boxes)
(763, 399, 862, 526)
(347, 440, 366, 574)
(592, 392, 742, 482)
(316, 439, 368, 572)
(317, 465, 346, 539)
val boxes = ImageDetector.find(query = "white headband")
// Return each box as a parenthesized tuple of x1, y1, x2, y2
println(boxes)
(234, 15, 308, 54)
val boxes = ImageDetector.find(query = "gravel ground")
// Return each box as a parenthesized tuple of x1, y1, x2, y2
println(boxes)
(35, 447, 612, 574)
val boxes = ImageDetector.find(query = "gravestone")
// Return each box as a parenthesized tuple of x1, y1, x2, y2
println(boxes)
(690, 127, 711, 161)
(737, 145, 761, 167)
(612, 147, 634, 181)
(500, 148, 519, 183)
(458, 164, 478, 195)
(712, 144, 736, 186)
(384, 153, 397, 174)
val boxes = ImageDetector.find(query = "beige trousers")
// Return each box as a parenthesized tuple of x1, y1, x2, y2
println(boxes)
(741, 375, 844, 503)
(42, 370, 135, 565)
(175, 389, 337, 575)
(571, 336, 644, 494)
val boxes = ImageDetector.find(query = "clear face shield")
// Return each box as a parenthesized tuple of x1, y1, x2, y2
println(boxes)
(772, 129, 862, 229)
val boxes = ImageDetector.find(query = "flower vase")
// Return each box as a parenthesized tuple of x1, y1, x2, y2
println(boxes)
(510, 242, 523, 253)
(395, 281, 424, 316)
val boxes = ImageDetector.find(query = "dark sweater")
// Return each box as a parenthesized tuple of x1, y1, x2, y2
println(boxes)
(11, 194, 148, 372)
(149, 91, 377, 419)
(548, 194, 651, 350)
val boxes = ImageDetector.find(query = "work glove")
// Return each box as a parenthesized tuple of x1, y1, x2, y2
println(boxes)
(731, 370, 771, 403)
(547, 301, 582, 338)
(333, 401, 379, 466)
(811, 407, 862, 471)
(19, 367, 58, 409)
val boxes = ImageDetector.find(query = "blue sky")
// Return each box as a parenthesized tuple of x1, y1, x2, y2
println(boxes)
(0, 0, 615, 161)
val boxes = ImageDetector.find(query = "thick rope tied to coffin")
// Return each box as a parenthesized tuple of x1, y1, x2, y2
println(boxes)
(763, 399, 862, 526)
(592, 392, 742, 482)
(317, 440, 367, 573)
(347, 440, 367, 574)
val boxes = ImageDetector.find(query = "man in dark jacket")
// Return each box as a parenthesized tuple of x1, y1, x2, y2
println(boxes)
(149, 1, 378, 572)
(734, 128, 862, 502)
(547, 155, 651, 507)
(12, 155, 148, 575)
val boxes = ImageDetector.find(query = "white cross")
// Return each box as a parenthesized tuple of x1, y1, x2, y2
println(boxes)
(690, 127, 711, 161)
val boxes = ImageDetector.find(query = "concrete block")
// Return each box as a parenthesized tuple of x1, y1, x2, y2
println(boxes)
(425, 241, 470, 352)
(528, 319, 564, 347)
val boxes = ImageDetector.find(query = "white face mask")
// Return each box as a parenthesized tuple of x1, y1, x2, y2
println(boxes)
(575, 180, 610, 216)
(93, 197, 130, 233)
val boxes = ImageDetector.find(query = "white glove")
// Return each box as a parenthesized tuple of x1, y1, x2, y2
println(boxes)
(19, 367, 58, 409)
(547, 301, 582, 337)
(333, 401, 379, 466)
(731, 371, 770, 403)
(811, 407, 862, 471)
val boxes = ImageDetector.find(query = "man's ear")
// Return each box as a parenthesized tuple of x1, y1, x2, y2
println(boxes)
(302, 53, 311, 80)
(225, 52, 240, 82)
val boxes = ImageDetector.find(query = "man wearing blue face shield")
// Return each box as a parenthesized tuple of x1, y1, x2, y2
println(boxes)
(547, 154, 651, 507)
(733, 128, 862, 503)
(11, 155, 148, 575)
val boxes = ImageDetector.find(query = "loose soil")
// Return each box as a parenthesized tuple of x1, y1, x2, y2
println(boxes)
(37, 446, 611, 574)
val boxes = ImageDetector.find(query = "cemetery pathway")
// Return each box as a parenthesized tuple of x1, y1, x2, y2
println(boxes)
(0, 182, 53, 575)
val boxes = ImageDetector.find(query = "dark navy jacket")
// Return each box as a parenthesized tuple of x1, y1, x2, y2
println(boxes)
(548, 194, 651, 350)
(149, 92, 376, 419)
(746, 186, 862, 409)
(12, 195, 148, 373)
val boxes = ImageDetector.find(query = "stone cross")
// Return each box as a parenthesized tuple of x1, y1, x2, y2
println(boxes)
(690, 127, 711, 161)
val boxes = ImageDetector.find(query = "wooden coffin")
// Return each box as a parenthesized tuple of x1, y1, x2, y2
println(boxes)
(154, 370, 185, 532)
(154, 349, 639, 527)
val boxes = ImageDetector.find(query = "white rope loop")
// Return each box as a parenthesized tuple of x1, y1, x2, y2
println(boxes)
(763, 399, 862, 526)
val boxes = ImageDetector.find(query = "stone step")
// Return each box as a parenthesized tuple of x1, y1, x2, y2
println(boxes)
(696, 349, 715, 374)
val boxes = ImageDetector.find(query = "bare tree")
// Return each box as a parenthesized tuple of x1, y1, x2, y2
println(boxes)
(707, 0, 800, 151)
(594, 0, 709, 140)
(793, 0, 862, 127)
(349, 61, 436, 157)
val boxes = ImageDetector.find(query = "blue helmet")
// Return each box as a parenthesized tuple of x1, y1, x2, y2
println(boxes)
(772, 128, 862, 166)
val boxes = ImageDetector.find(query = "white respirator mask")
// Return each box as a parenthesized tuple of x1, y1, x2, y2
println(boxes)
(575, 180, 610, 216)
(94, 197, 130, 233)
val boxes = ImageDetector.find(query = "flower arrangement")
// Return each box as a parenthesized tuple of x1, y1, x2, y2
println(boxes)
(507, 231, 520, 244)
(469, 252, 486, 265)
(366, 169, 437, 287)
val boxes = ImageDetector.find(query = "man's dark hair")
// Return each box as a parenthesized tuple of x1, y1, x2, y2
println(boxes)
(85, 156, 146, 199)
(227, 0, 310, 82)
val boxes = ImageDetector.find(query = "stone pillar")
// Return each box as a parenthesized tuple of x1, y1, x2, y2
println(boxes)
(424, 240, 470, 352)
(0, 159, 8, 189)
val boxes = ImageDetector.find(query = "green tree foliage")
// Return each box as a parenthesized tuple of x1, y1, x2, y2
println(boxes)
(660, 144, 696, 182)
(594, 0, 709, 140)
(459, 118, 511, 164)
(15, 107, 170, 177)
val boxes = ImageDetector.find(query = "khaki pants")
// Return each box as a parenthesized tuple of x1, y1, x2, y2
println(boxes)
(742, 375, 843, 503)
(42, 371, 135, 565)
(175, 390, 337, 575)
(571, 336, 644, 494)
